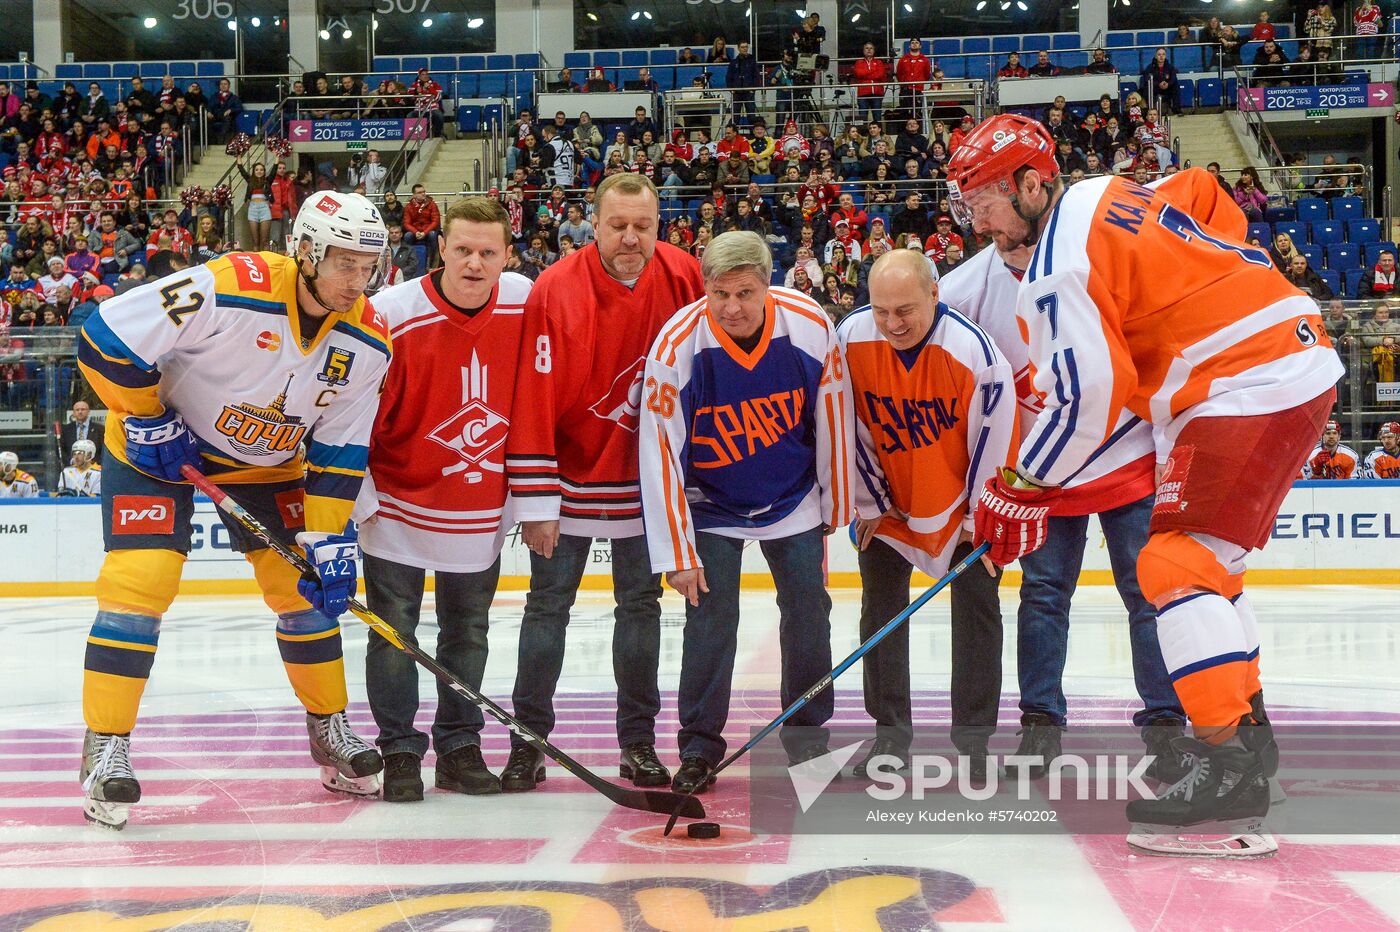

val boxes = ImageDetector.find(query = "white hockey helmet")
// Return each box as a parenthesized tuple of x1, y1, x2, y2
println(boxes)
(72, 439, 97, 462)
(0, 452, 16, 472)
(292, 191, 389, 266)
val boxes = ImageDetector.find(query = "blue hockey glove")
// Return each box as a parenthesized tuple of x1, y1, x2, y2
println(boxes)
(123, 410, 203, 483)
(295, 532, 359, 619)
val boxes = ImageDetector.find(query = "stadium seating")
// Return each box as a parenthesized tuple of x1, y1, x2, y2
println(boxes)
(1319, 269, 1341, 296)
(1331, 197, 1364, 222)
(1275, 221, 1308, 244)
(1345, 267, 1366, 297)
(1328, 243, 1362, 270)
(1296, 198, 1329, 224)
(1312, 221, 1345, 248)
(1365, 242, 1399, 266)
(1349, 219, 1381, 243)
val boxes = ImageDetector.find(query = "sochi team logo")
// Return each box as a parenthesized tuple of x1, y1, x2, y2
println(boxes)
(427, 351, 509, 484)
(587, 356, 647, 433)
(213, 375, 308, 458)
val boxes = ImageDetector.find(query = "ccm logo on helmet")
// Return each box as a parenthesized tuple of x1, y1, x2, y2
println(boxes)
(112, 495, 176, 535)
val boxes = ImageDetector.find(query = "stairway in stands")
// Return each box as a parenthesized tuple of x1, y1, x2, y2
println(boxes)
(416, 137, 492, 199)
(1171, 112, 1252, 173)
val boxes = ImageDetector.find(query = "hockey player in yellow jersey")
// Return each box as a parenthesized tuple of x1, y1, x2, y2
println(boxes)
(57, 439, 103, 496)
(75, 191, 392, 829)
(0, 452, 38, 498)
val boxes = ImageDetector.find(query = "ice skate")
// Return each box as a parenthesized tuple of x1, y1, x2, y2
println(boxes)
(307, 711, 383, 796)
(1126, 734, 1276, 859)
(80, 729, 140, 830)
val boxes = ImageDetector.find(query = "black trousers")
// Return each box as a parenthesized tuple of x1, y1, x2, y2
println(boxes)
(858, 538, 1002, 752)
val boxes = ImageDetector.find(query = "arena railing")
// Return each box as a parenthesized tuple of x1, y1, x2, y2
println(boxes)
(4, 306, 1391, 490)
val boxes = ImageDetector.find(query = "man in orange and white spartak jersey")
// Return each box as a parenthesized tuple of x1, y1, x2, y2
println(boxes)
(1363, 421, 1400, 479)
(838, 249, 1014, 782)
(939, 169, 1186, 785)
(949, 113, 1342, 859)
(1302, 420, 1359, 479)
(640, 231, 853, 794)
(356, 197, 531, 803)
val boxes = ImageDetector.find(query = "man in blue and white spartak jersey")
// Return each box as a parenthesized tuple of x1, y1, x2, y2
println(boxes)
(640, 230, 855, 796)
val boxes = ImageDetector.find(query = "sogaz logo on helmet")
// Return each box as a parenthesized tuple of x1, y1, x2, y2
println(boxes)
(359, 229, 387, 249)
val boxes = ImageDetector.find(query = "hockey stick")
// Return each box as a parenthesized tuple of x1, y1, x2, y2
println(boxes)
(180, 465, 705, 820)
(661, 541, 991, 836)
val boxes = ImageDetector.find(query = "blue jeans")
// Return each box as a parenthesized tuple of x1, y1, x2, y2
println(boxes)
(510, 534, 662, 748)
(677, 526, 833, 765)
(363, 552, 499, 758)
(1016, 495, 1186, 728)
(857, 94, 883, 123)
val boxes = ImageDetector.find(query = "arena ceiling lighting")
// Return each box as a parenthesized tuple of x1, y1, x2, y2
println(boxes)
(249, 15, 260, 26)
(586, 10, 597, 19)
(422, 16, 432, 26)
(226, 19, 236, 29)
(467, 16, 484, 27)
(142, 15, 156, 27)
(850, 12, 860, 21)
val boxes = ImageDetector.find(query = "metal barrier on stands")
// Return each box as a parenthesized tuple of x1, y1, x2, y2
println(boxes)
(2, 304, 1394, 490)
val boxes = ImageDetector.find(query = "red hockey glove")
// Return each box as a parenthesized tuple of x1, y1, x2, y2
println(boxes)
(974, 468, 1060, 567)
(1308, 451, 1335, 479)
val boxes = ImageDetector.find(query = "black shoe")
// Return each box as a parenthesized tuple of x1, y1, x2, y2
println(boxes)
(852, 738, 910, 778)
(500, 745, 546, 793)
(1013, 713, 1064, 780)
(619, 743, 671, 787)
(381, 752, 424, 803)
(671, 755, 716, 795)
(435, 745, 501, 796)
(1142, 721, 1191, 784)
(790, 744, 841, 782)
(959, 742, 990, 787)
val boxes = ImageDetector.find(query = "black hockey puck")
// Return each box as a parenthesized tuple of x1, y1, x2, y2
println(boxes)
(686, 821, 722, 839)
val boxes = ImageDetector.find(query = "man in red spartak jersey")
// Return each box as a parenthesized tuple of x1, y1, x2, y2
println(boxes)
(504, 173, 705, 792)
(357, 197, 532, 803)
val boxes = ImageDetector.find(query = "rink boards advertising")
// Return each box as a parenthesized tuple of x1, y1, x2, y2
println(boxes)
(0, 480, 1394, 591)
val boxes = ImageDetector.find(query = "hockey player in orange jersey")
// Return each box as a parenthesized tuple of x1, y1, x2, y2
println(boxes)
(1363, 421, 1400, 478)
(948, 114, 1343, 858)
(1303, 420, 1360, 479)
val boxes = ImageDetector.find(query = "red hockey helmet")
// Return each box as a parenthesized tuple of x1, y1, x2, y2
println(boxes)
(1381, 421, 1400, 438)
(945, 114, 1059, 227)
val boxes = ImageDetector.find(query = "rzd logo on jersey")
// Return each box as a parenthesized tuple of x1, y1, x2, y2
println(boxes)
(587, 356, 646, 433)
(112, 495, 175, 535)
(427, 351, 508, 484)
(317, 347, 355, 387)
(213, 375, 308, 457)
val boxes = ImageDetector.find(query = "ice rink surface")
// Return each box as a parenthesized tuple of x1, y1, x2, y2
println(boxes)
(2, 583, 1399, 931)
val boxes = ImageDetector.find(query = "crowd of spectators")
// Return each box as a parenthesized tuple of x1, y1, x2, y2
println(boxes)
(0, 72, 253, 336)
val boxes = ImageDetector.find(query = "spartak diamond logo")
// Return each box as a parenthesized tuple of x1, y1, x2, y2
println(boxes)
(427, 351, 509, 483)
